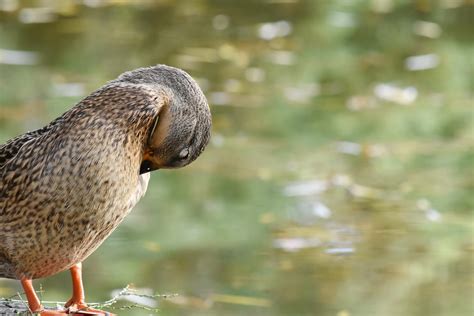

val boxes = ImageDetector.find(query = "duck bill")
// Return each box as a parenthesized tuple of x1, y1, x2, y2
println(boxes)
(139, 160, 159, 174)
(139, 151, 164, 174)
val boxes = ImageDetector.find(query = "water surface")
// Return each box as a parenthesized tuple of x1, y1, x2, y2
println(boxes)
(0, 1, 472, 315)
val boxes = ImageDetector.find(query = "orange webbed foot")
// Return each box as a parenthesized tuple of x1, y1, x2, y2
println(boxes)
(62, 263, 114, 315)
(69, 309, 113, 316)
(39, 310, 68, 316)
(65, 300, 114, 316)
(66, 306, 114, 315)
(36, 308, 111, 316)
(21, 265, 113, 316)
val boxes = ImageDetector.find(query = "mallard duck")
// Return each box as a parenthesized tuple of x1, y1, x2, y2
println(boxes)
(0, 65, 212, 315)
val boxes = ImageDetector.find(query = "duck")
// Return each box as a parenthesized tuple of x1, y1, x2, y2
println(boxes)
(0, 65, 212, 315)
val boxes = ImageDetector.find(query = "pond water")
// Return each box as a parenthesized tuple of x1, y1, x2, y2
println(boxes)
(0, 1, 472, 316)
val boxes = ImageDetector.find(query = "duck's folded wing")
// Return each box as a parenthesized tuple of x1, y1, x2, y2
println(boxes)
(0, 118, 61, 168)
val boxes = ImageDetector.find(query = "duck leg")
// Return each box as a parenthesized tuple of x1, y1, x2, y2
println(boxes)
(64, 263, 85, 310)
(65, 263, 114, 316)
(21, 278, 43, 312)
(21, 278, 65, 315)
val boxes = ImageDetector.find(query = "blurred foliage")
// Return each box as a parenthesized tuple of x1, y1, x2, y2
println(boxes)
(0, 1, 473, 316)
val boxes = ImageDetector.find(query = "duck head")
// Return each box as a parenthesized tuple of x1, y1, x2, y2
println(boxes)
(115, 65, 211, 174)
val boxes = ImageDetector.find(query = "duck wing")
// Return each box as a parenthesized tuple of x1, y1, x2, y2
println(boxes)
(0, 118, 62, 168)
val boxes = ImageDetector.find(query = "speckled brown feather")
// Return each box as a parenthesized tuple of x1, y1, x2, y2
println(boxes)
(0, 65, 211, 280)
(0, 120, 60, 168)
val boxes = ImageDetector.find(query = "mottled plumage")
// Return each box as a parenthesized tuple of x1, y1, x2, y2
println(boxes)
(0, 65, 211, 314)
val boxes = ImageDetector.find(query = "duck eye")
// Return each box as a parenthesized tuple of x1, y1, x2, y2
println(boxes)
(179, 148, 189, 159)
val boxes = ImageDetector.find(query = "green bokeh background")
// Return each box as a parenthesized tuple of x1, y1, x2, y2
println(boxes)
(0, 1, 472, 315)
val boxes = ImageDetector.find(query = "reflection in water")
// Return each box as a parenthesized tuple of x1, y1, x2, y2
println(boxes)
(0, 48, 40, 65)
(0, 1, 473, 316)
